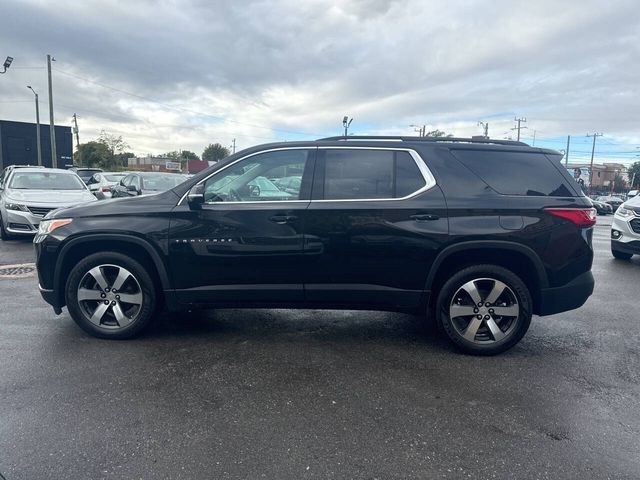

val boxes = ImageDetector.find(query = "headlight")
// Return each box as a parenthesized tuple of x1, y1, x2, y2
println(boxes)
(616, 206, 634, 218)
(38, 218, 72, 235)
(5, 202, 28, 211)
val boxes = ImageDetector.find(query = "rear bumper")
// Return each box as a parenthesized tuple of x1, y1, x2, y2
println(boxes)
(538, 270, 594, 316)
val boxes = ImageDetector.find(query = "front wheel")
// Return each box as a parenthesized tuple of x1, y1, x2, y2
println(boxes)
(65, 252, 157, 339)
(0, 213, 12, 241)
(436, 265, 532, 355)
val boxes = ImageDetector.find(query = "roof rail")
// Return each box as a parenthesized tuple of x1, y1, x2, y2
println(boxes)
(316, 135, 529, 147)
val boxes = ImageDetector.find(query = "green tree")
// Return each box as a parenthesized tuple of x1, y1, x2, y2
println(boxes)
(74, 141, 110, 168)
(98, 131, 130, 169)
(114, 151, 135, 169)
(628, 161, 640, 188)
(202, 143, 230, 163)
(180, 150, 199, 160)
(425, 130, 453, 137)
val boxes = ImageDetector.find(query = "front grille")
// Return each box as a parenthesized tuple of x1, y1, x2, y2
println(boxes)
(27, 206, 56, 217)
(630, 219, 640, 234)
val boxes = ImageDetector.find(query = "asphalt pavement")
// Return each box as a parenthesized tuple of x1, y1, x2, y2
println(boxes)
(0, 216, 639, 479)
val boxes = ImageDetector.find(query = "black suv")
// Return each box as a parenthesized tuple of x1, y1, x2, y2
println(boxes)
(35, 136, 595, 355)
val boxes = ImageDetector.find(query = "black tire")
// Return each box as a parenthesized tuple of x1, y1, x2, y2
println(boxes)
(65, 251, 157, 339)
(436, 264, 532, 356)
(0, 213, 12, 241)
(611, 248, 632, 260)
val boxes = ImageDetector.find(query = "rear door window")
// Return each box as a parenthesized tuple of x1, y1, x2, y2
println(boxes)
(321, 149, 427, 200)
(450, 150, 575, 196)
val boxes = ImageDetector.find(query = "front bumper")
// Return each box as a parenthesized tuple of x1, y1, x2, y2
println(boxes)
(38, 283, 62, 313)
(538, 270, 595, 316)
(3, 208, 43, 235)
(611, 212, 640, 252)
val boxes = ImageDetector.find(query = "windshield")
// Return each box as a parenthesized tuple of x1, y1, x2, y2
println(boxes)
(142, 174, 188, 191)
(9, 172, 87, 190)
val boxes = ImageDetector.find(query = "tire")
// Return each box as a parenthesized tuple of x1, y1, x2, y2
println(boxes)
(0, 213, 12, 241)
(612, 248, 633, 260)
(65, 252, 157, 339)
(436, 264, 533, 356)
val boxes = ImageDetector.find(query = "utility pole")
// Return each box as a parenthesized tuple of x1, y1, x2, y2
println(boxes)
(47, 54, 57, 168)
(72, 114, 80, 166)
(342, 116, 353, 137)
(513, 117, 527, 141)
(587, 132, 603, 195)
(478, 121, 489, 138)
(231, 138, 236, 154)
(564, 135, 571, 166)
(532, 130, 536, 146)
(27, 86, 42, 166)
(410, 124, 426, 137)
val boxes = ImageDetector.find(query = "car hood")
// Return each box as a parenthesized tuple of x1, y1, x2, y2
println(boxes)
(623, 195, 640, 209)
(47, 188, 180, 219)
(7, 189, 96, 205)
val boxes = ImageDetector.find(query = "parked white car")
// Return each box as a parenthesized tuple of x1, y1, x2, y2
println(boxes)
(0, 167, 96, 239)
(87, 172, 128, 199)
(611, 194, 640, 260)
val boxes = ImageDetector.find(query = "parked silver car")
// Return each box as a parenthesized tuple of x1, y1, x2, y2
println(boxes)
(87, 172, 128, 199)
(0, 167, 96, 239)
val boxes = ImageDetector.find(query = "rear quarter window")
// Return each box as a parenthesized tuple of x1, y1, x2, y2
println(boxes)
(450, 150, 575, 197)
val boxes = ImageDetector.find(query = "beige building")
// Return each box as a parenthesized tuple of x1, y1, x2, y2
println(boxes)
(567, 162, 627, 190)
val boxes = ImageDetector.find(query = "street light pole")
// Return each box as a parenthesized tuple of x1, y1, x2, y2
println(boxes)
(47, 54, 57, 168)
(342, 116, 353, 137)
(27, 86, 42, 166)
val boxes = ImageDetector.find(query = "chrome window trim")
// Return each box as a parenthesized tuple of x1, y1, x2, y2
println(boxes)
(316, 146, 436, 202)
(177, 146, 436, 206)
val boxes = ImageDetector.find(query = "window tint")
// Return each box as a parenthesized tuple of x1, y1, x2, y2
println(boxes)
(203, 149, 310, 203)
(450, 150, 574, 197)
(323, 150, 426, 200)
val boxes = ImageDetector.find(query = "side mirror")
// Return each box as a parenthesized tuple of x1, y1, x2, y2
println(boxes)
(187, 184, 205, 207)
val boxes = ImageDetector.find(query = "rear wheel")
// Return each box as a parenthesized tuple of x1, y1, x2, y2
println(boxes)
(611, 248, 633, 260)
(436, 264, 532, 355)
(65, 252, 157, 339)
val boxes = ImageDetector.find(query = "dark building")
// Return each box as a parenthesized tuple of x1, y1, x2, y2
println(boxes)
(0, 120, 73, 170)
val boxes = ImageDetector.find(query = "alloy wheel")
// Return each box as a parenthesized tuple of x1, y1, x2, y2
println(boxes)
(77, 264, 143, 329)
(449, 277, 519, 344)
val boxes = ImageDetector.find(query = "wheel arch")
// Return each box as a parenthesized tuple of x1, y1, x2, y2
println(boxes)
(54, 234, 171, 308)
(426, 241, 548, 315)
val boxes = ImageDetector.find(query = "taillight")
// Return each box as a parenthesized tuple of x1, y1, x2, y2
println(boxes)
(544, 207, 596, 227)
(101, 186, 111, 192)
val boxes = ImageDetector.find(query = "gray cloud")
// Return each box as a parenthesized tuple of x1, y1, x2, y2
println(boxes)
(0, 0, 638, 159)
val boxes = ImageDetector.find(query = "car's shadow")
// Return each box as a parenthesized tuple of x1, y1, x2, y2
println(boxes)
(146, 308, 448, 347)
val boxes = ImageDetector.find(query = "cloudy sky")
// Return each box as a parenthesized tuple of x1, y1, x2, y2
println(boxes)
(1, 0, 639, 164)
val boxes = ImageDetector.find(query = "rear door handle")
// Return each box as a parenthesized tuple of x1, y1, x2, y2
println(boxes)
(410, 213, 439, 221)
(269, 214, 298, 224)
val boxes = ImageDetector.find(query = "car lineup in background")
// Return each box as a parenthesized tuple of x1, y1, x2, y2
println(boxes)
(0, 165, 189, 240)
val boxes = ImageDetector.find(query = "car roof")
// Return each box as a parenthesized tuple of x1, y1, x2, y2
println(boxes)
(233, 136, 561, 156)
(9, 167, 76, 174)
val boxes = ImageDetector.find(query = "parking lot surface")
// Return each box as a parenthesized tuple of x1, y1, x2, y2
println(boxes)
(0, 216, 639, 479)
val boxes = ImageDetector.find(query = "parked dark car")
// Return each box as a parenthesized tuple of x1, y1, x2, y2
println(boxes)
(109, 172, 189, 198)
(595, 195, 624, 212)
(591, 199, 612, 215)
(69, 167, 103, 185)
(35, 136, 595, 355)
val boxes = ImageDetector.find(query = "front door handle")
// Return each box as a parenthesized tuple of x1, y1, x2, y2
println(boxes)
(410, 213, 439, 221)
(269, 214, 298, 224)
